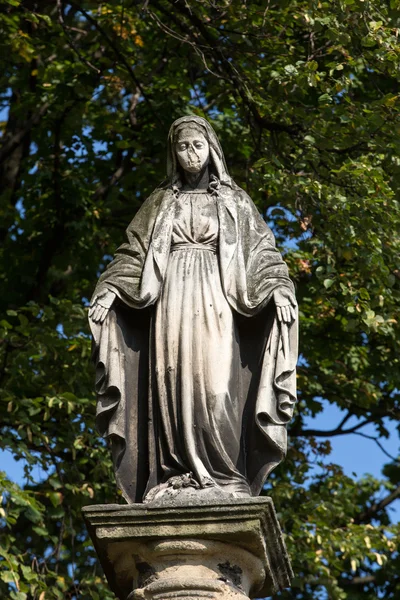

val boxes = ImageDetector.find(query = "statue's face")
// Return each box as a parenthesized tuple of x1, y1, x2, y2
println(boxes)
(175, 128, 209, 174)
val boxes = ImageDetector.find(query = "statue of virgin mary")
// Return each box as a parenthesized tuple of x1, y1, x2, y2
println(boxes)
(89, 116, 298, 504)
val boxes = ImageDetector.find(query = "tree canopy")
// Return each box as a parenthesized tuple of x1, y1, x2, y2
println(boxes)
(0, 1, 399, 599)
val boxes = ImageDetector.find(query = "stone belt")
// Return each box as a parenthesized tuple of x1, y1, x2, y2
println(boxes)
(171, 243, 217, 253)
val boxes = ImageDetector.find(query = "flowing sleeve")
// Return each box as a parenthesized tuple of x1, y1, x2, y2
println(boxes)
(88, 189, 167, 503)
(92, 189, 165, 308)
(218, 188, 294, 317)
(239, 191, 295, 311)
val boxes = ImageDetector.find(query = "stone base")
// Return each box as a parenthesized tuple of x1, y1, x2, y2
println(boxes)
(83, 497, 292, 600)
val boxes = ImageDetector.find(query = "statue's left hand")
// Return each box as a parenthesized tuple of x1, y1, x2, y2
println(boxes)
(88, 289, 117, 324)
(273, 288, 297, 324)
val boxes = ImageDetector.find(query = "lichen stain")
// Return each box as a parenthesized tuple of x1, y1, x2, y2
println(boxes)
(135, 561, 157, 588)
(217, 561, 243, 588)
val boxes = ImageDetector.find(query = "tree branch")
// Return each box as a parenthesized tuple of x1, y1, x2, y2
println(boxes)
(352, 431, 400, 464)
(28, 103, 74, 302)
(292, 417, 373, 438)
(0, 102, 50, 167)
(57, 0, 100, 73)
(92, 148, 135, 201)
(355, 484, 400, 524)
(341, 575, 376, 586)
(68, 1, 162, 124)
(157, 0, 301, 136)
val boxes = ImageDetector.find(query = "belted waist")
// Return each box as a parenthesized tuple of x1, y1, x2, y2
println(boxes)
(171, 242, 217, 254)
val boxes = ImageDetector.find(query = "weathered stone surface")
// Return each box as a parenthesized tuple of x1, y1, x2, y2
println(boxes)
(84, 116, 296, 597)
(83, 497, 292, 600)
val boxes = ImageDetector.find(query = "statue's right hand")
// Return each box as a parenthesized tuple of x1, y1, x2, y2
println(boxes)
(88, 289, 117, 324)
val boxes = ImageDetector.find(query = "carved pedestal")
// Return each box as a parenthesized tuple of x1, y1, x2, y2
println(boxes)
(83, 497, 292, 600)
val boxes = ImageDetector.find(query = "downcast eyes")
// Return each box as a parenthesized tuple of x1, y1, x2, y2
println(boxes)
(177, 142, 205, 151)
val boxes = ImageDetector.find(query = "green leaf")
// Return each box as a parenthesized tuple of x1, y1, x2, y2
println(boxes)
(1, 571, 16, 583)
(323, 279, 335, 289)
(318, 93, 332, 103)
(32, 526, 48, 537)
(10, 593, 27, 600)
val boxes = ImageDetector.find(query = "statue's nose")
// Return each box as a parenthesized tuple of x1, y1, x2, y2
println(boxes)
(187, 145, 198, 159)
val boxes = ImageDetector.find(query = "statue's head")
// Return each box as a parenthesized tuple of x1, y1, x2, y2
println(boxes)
(174, 122, 210, 174)
(167, 116, 232, 188)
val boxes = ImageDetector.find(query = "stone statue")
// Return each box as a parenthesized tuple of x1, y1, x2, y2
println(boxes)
(88, 116, 298, 505)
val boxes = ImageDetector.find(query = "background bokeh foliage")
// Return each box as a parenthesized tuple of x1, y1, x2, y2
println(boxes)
(0, 1, 399, 598)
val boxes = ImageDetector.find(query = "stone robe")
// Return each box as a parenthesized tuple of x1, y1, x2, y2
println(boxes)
(90, 181, 297, 503)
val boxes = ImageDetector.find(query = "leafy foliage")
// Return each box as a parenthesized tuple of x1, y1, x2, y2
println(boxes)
(0, 1, 399, 599)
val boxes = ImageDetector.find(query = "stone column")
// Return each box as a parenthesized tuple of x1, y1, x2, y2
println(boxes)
(83, 497, 292, 600)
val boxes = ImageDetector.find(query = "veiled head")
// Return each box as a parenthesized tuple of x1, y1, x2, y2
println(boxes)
(174, 123, 210, 174)
(167, 116, 232, 188)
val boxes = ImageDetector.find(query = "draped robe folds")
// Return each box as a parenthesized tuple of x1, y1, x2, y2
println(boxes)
(90, 184, 298, 503)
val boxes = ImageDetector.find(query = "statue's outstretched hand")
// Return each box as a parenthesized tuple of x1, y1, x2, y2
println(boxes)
(273, 288, 297, 324)
(88, 289, 117, 324)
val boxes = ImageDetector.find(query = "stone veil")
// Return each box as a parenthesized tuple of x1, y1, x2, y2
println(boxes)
(89, 116, 298, 504)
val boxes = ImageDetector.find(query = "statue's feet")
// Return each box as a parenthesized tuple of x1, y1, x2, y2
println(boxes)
(143, 473, 239, 505)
